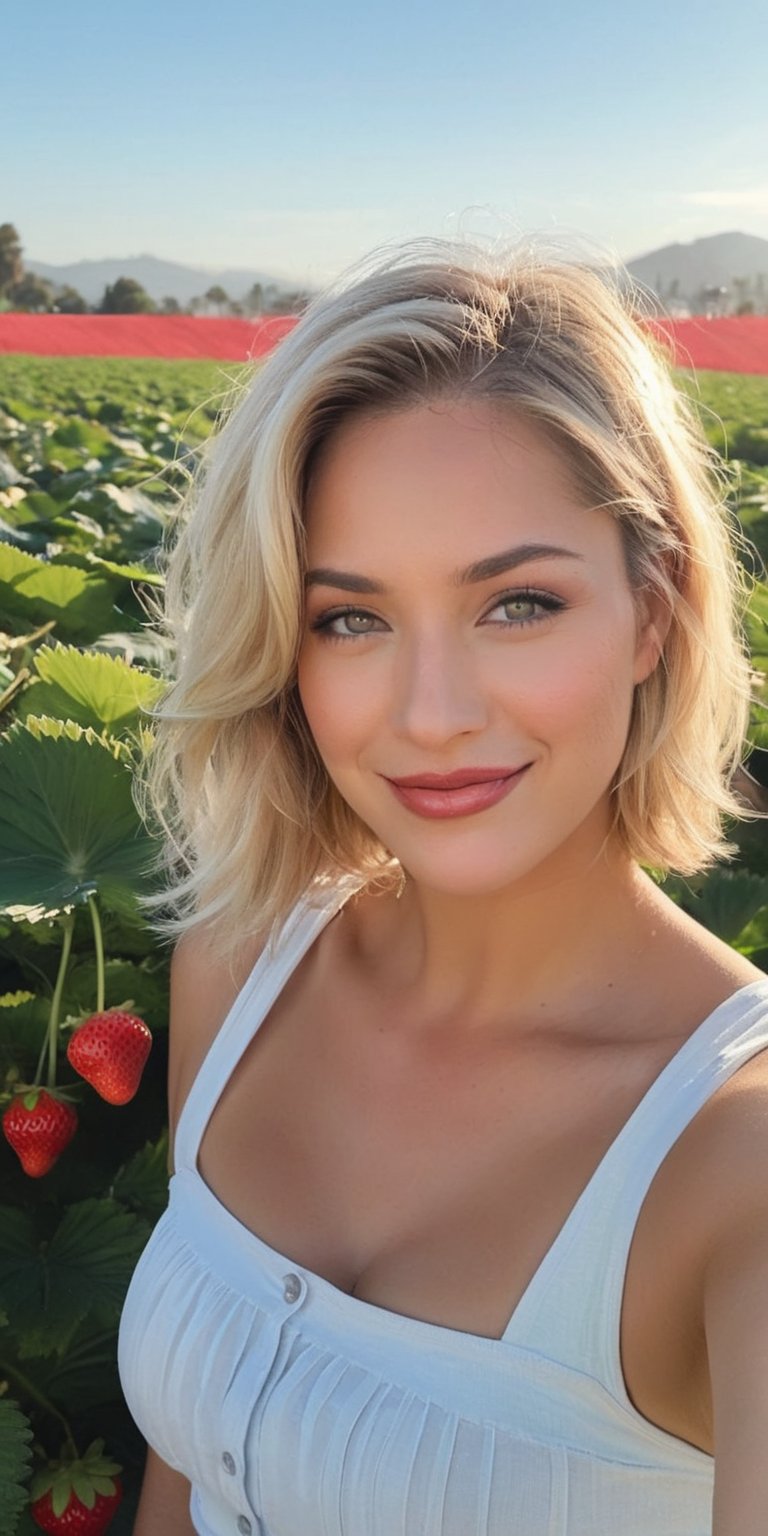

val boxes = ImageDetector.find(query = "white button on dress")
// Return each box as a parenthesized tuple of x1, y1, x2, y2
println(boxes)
(282, 1273, 302, 1303)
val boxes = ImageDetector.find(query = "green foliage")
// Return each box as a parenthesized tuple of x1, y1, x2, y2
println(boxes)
(0, 715, 159, 921)
(98, 278, 156, 315)
(6, 274, 55, 313)
(0, 1398, 33, 1532)
(0, 351, 764, 1534)
(0, 225, 24, 295)
(15, 642, 165, 734)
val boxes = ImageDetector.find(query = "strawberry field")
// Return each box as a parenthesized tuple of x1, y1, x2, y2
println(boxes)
(0, 354, 767, 1534)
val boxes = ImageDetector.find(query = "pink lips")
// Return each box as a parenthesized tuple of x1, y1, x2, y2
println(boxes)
(382, 765, 531, 819)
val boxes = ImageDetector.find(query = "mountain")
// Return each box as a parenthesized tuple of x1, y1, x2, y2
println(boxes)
(26, 231, 768, 312)
(25, 254, 296, 306)
(624, 230, 768, 306)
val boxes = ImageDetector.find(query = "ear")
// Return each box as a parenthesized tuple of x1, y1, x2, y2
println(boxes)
(632, 583, 673, 687)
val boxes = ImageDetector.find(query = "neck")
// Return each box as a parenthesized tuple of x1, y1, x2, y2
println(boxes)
(347, 821, 664, 1040)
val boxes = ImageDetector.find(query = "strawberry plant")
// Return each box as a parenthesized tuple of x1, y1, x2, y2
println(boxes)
(0, 353, 765, 1535)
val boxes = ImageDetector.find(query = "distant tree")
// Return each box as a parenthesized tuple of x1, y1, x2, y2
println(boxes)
(0, 223, 24, 294)
(244, 281, 263, 316)
(731, 275, 752, 314)
(204, 284, 229, 314)
(260, 284, 310, 316)
(54, 284, 88, 314)
(7, 271, 55, 311)
(99, 277, 156, 314)
(691, 283, 728, 318)
(736, 300, 755, 316)
(281, 288, 311, 315)
(188, 295, 204, 314)
(229, 300, 243, 316)
(160, 295, 181, 314)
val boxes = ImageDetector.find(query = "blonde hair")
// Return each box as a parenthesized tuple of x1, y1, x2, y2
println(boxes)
(133, 234, 762, 967)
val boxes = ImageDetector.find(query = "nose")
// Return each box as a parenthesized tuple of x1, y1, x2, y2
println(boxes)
(390, 629, 489, 747)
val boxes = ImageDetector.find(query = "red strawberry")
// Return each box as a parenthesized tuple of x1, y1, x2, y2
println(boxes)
(66, 1010, 152, 1105)
(30, 1438, 122, 1534)
(2, 1089, 78, 1177)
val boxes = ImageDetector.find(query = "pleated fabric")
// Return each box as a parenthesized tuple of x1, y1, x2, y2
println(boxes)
(117, 879, 768, 1536)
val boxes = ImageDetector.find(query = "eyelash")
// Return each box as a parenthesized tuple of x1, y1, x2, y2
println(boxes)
(309, 587, 567, 643)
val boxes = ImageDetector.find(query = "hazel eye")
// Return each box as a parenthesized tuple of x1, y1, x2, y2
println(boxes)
(310, 607, 386, 640)
(340, 612, 376, 633)
(483, 588, 566, 629)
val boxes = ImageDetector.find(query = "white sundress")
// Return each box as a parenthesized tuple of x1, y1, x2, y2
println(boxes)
(118, 880, 768, 1535)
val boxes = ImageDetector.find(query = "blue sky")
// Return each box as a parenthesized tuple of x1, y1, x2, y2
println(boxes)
(7, 0, 768, 285)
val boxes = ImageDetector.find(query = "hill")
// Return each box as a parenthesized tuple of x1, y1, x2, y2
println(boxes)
(624, 230, 768, 308)
(25, 231, 768, 314)
(24, 253, 294, 307)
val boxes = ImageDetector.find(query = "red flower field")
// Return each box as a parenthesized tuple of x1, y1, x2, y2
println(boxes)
(1, 311, 768, 373)
(646, 316, 768, 375)
(0, 312, 298, 360)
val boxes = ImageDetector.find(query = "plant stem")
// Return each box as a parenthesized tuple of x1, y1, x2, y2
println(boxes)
(0, 1359, 78, 1458)
(87, 893, 105, 1013)
(42, 913, 75, 1092)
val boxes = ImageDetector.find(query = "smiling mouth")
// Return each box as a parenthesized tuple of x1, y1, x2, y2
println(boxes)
(381, 765, 532, 819)
(384, 766, 531, 789)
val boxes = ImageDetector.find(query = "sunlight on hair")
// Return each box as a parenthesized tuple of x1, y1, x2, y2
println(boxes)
(130, 230, 764, 968)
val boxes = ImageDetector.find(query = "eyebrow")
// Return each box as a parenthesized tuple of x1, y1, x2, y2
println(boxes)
(304, 542, 585, 594)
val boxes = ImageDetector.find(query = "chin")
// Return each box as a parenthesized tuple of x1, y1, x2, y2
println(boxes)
(364, 822, 556, 898)
(346, 789, 615, 899)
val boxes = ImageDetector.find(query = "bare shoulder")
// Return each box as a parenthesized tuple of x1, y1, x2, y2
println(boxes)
(693, 1011, 768, 1529)
(660, 958, 768, 1270)
(166, 920, 270, 1174)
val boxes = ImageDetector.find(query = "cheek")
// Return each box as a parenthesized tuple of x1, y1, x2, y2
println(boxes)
(297, 649, 380, 766)
(501, 627, 635, 750)
(567, 648, 635, 764)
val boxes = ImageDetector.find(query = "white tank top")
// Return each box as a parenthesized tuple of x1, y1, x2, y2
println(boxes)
(118, 879, 768, 1536)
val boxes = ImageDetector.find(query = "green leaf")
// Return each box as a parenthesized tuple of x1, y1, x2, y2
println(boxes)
(0, 1205, 88, 1357)
(0, 992, 48, 1079)
(745, 580, 768, 664)
(0, 1199, 150, 1358)
(677, 868, 768, 943)
(16, 642, 164, 735)
(0, 716, 160, 921)
(0, 1397, 33, 1536)
(13, 1322, 121, 1417)
(50, 419, 113, 456)
(112, 1132, 170, 1219)
(46, 1199, 151, 1328)
(83, 553, 164, 588)
(0, 544, 116, 643)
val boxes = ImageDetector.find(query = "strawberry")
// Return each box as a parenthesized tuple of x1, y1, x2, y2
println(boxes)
(30, 1438, 122, 1534)
(66, 1010, 152, 1105)
(2, 1089, 78, 1177)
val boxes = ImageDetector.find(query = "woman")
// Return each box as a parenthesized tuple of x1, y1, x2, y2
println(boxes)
(118, 237, 768, 1536)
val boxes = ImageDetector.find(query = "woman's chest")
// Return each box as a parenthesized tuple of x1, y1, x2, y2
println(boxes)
(195, 988, 712, 1454)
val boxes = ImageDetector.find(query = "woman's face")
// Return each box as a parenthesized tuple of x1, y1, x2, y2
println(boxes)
(297, 398, 664, 895)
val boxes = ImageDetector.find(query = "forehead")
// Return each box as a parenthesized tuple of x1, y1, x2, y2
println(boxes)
(307, 399, 575, 499)
(303, 398, 618, 567)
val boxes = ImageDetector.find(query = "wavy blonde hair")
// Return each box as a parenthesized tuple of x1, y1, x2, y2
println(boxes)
(133, 234, 762, 968)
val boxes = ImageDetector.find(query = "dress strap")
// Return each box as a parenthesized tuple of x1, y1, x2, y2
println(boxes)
(171, 880, 359, 1176)
(502, 979, 768, 1394)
